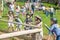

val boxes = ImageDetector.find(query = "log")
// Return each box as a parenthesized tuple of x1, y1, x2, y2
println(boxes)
(0, 29, 41, 39)
(0, 19, 40, 28)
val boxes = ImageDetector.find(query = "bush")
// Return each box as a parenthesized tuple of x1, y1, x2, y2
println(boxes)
(43, 3, 60, 9)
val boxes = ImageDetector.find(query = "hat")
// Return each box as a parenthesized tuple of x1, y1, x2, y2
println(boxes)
(35, 16, 42, 21)
(51, 18, 57, 24)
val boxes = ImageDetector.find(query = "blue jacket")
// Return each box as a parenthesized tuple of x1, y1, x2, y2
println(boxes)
(46, 24, 60, 36)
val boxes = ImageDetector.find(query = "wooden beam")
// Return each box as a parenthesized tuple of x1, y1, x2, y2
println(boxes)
(0, 29, 41, 39)
(0, 19, 40, 28)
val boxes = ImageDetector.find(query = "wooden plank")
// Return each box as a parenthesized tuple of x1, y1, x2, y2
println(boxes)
(0, 29, 40, 39)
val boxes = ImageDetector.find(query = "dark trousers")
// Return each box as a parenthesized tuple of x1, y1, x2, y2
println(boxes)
(56, 36, 60, 40)
(50, 12, 53, 19)
(45, 11, 49, 17)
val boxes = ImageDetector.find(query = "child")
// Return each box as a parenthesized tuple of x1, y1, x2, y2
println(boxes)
(24, 14, 32, 30)
(35, 16, 43, 40)
(16, 4, 20, 16)
(29, 10, 34, 18)
(14, 15, 22, 31)
(25, 2, 29, 11)
(22, 6, 26, 16)
(9, 3, 14, 12)
(32, 16, 43, 40)
(7, 11, 14, 32)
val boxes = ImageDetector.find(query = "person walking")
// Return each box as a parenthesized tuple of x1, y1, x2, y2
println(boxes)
(50, 6, 54, 19)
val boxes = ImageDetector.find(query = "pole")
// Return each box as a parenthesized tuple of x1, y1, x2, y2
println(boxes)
(2, 0, 3, 11)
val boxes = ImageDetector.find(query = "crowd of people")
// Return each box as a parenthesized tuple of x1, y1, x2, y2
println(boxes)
(0, 1, 60, 40)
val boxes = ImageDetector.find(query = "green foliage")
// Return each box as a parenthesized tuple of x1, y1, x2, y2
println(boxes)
(16, 2, 25, 6)
(43, 3, 60, 9)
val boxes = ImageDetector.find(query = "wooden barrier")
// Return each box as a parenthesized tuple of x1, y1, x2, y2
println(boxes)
(0, 29, 41, 39)
(0, 19, 41, 39)
(0, 19, 40, 28)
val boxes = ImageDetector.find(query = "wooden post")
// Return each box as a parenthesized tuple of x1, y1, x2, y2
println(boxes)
(2, 0, 3, 11)
(0, 11, 2, 18)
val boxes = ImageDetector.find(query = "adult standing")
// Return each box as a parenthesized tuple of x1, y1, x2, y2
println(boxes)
(45, 6, 50, 18)
(42, 6, 45, 13)
(45, 18, 60, 40)
(50, 6, 54, 19)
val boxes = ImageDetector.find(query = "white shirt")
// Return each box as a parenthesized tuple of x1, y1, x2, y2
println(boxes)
(50, 7, 54, 12)
(22, 7, 26, 12)
(9, 4, 14, 11)
(42, 6, 45, 10)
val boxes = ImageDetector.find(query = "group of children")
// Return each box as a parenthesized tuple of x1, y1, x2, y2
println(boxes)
(7, 10, 43, 40)
(7, 2, 43, 40)
(6, 2, 35, 32)
(7, 11, 22, 31)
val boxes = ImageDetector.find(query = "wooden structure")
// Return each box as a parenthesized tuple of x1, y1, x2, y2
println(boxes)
(0, 29, 41, 39)
(0, 19, 41, 39)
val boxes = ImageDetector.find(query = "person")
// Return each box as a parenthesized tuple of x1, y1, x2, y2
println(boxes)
(24, 14, 32, 30)
(45, 18, 60, 40)
(9, 3, 14, 12)
(29, 10, 34, 18)
(14, 15, 22, 31)
(22, 6, 26, 16)
(31, 4, 35, 13)
(47, 24, 59, 40)
(32, 16, 43, 40)
(45, 6, 50, 18)
(50, 6, 54, 19)
(7, 11, 14, 32)
(35, 4, 39, 11)
(25, 2, 29, 11)
(16, 4, 20, 16)
(54, 7, 56, 15)
(35, 16, 43, 40)
(42, 6, 45, 13)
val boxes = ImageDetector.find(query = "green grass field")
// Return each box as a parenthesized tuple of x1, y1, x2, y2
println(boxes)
(0, 2, 60, 35)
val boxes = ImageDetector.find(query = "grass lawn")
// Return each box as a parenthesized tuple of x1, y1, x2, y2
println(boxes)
(0, 2, 60, 35)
